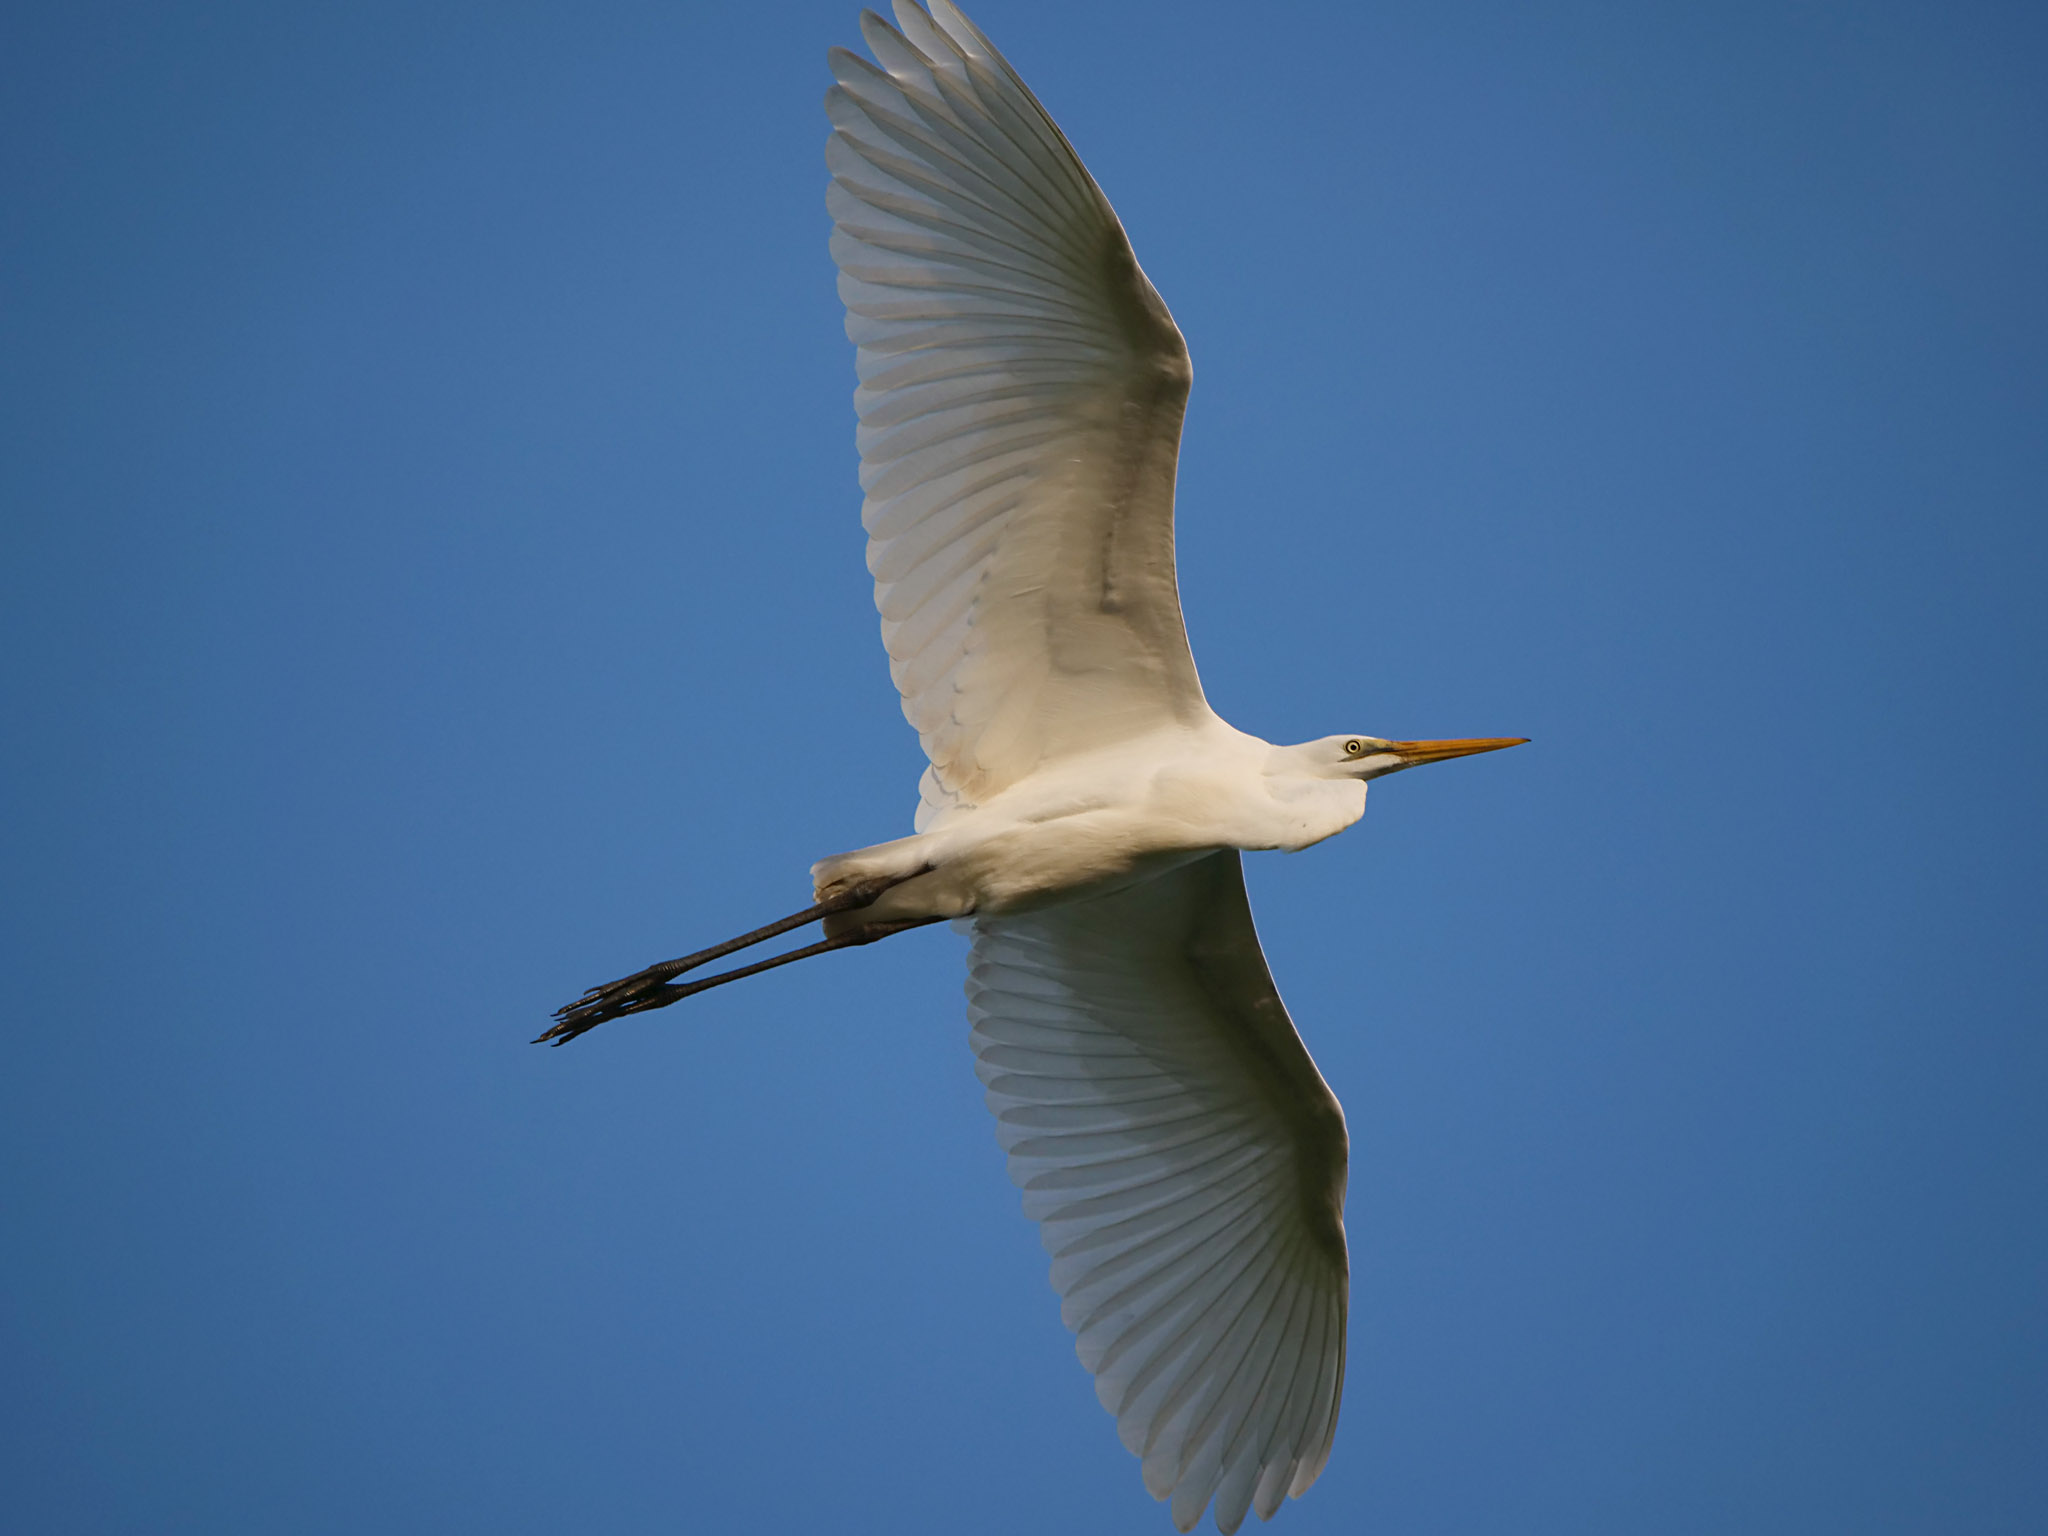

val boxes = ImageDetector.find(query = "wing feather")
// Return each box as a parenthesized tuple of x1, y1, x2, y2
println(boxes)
(968, 852, 1348, 1531)
(829, 1, 1213, 817)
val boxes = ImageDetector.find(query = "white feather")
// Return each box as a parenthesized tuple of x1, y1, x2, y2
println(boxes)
(826, 0, 1213, 821)
(968, 851, 1348, 1532)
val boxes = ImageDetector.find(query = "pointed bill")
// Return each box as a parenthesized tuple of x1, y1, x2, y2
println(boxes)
(1386, 737, 1529, 768)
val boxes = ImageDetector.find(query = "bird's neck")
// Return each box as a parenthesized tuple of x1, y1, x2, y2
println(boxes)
(1255, 769, 1368, 853)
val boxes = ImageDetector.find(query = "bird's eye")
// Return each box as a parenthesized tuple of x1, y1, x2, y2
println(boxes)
(1344, 740, 1363, 756)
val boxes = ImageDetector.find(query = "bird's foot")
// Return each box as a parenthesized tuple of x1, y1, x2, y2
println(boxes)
(542, 958, 698, 1042)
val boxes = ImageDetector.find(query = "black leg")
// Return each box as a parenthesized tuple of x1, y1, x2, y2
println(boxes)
(538, 876, 936, 1046)
(551, 873, 921, 1020)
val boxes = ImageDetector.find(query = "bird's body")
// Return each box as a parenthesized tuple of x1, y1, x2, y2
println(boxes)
(545, 4, 1523, 1531)
(814, 722, 1370, 928)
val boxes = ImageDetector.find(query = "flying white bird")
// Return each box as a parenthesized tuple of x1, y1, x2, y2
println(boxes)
(542, 3, 1524, 1530)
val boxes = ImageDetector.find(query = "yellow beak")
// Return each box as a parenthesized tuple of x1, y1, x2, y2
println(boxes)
(1386, 737, 1530, 768)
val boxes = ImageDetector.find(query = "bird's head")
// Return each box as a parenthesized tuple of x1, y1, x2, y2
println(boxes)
(1301, 734, 1529, 781)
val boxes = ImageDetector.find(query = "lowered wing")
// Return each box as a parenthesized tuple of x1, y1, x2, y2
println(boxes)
(968, 852, 1349, 1533)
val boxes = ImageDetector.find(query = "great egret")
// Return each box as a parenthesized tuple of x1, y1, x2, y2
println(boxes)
(542, 3, 1524, 1530)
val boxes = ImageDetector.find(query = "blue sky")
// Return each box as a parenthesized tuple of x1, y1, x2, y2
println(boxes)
(4, 1, 2044, 1531)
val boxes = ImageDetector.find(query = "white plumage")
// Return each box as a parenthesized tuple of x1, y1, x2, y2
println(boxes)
(546, 4, 1523, 1530)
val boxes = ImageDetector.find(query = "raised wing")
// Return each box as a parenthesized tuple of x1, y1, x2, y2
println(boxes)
(968, 852, 1349, 1533)
(826, 0, 1213, 825)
